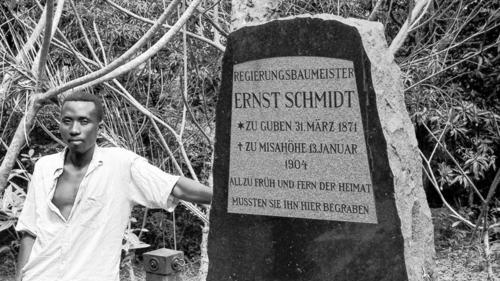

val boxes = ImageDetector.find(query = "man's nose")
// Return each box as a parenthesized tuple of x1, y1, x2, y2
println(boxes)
(69, 123, 80, 135)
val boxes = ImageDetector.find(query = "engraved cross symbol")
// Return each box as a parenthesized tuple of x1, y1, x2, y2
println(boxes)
(237, 142, 243, 151)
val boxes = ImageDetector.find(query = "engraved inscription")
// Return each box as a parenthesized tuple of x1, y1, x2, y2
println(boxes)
(228, 57, 377, 223)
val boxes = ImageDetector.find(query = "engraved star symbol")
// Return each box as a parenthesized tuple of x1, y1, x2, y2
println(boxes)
(237, 122, 244, 130)
(237, 142, 243, 151)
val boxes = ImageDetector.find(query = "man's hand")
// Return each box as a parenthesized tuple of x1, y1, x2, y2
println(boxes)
(16, 232, 36, 281)
(172, 177, 212, 205)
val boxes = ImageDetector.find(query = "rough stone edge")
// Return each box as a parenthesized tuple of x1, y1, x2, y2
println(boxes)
(314, 14, 436, 281)
(234, 14, 436, 281)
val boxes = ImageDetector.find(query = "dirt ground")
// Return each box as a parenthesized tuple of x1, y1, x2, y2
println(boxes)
(432, 208, 496, 281)
(0, 208, 496, 281)
(435, 247, 490, 281)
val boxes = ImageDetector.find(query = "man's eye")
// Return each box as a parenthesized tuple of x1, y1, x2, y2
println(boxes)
(80, 120, 89, 125)
(62, 119, 71, 125)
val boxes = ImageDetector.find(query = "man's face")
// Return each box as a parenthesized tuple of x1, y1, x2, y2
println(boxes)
(60, 101, 99, 154)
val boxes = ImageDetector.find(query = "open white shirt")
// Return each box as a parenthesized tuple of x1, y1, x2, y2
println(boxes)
(15, 146, 180, 281)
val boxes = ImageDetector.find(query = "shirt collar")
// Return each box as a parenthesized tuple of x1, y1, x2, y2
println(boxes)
(53, 144, 104, 178)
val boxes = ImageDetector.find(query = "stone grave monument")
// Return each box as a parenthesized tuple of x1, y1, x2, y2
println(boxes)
(208, 15, 434, 281)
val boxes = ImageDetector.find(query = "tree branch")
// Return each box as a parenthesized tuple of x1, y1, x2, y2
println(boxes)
(368, 0, 384, 21)
(93, 19, 108, 65)
(422, 121, 486, 203)
(420, 150, 478, 229)
(0, 0, 192, 191)
(37, 0, 180, 100)
(104, 0, 225, 52)
(0, 96, 43, 190)
(196, 7, 228, 38)
(1, 1, 44, 101)
(389, 0, 432, 56)
(68, 0, 102, 66)
(471, 168, 500, 239)
(64, 0, 204, 95)
(32, 0, 65, 77)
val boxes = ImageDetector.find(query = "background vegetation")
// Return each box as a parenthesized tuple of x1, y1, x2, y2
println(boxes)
(0, 0, 498, 280)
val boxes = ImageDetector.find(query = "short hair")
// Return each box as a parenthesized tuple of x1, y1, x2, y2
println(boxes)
(61, 91, 104, 122)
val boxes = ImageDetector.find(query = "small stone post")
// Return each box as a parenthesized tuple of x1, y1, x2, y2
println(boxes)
(143, 248, 184, 281)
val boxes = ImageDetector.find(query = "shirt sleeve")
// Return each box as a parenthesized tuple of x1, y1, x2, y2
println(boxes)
(129, 156, 180, 211)
(15, 162, 40, 237)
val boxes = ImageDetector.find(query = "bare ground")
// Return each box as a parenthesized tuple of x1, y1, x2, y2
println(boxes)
(432, 208, 497, 281)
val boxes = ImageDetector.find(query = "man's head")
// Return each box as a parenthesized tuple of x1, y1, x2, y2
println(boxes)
(60, 92, 103, 154)
(61, 91, 103, 122)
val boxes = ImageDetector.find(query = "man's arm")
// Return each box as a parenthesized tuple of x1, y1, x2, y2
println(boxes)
(129, 156, 212, 208)
(16, 232, 35, 281)
(172, 177, 212, 205)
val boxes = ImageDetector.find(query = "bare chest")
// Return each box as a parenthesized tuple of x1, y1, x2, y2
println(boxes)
(52, 168, 87, 219)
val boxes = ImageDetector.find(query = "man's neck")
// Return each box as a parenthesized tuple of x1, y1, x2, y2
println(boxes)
(65, 145, 96, 169)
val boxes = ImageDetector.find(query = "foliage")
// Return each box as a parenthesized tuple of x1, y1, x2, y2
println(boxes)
(0, 150, 35, 278)
(399, 2, 499, 277)
(414, 97, 499, 198)
(0, 149, 37, 233)
(130, 207, 204, 259)
(403, 0, 500, 203)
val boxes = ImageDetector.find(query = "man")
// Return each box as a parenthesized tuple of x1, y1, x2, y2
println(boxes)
(15, 91, 212, 281)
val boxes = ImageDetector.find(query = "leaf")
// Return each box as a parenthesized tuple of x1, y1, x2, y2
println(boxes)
(0, 183, 26, 218)
(7, 169, 26, 180)
(0, 246, 11, 255)
(123, 231, 150, 251)
(1, 185, 13, 212)
(0, 220, 15, 233)
(451, 221, 462, 227)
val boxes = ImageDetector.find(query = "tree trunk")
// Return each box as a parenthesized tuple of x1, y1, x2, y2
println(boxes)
(199, 1, 280, 280)
(0, 96, 43, 189)
(0, 0, 55, 190)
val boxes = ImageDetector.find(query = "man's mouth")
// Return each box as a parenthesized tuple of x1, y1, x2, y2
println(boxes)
(69, 139, 83, 143)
